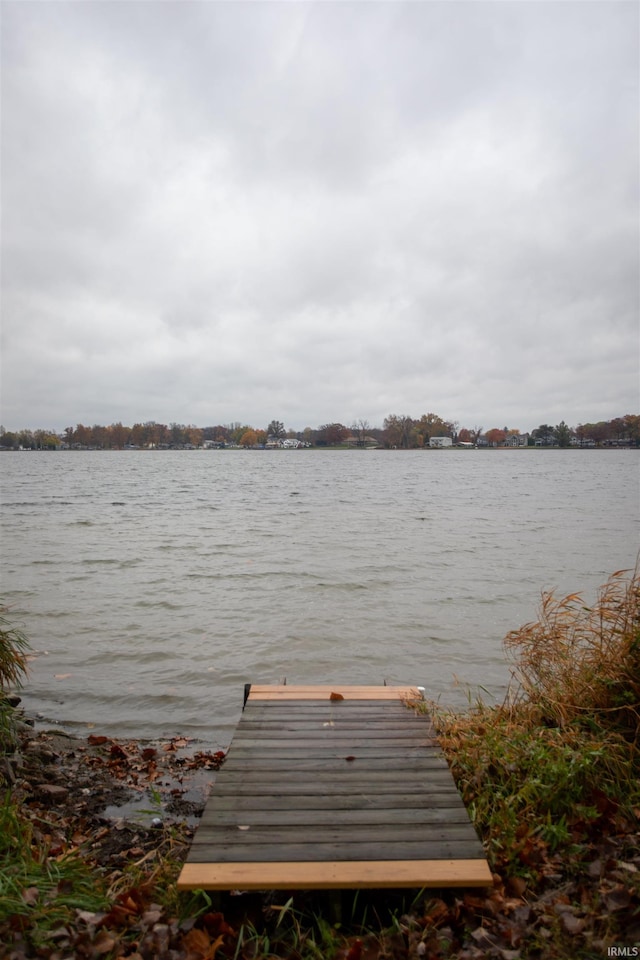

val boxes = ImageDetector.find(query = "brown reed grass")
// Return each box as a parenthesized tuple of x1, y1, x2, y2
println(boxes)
(504, 562, 640, 740)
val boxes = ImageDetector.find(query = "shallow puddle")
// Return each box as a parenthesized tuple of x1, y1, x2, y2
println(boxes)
(101, 768, 213, 827)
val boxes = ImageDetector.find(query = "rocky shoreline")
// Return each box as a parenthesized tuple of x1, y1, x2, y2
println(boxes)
(2, 697, 225, 876)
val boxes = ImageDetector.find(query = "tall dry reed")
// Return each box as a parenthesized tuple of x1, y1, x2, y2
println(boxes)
(504, 563, 640, 739)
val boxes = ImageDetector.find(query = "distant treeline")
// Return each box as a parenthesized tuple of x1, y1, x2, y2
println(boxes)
(1, 413, 638, 450)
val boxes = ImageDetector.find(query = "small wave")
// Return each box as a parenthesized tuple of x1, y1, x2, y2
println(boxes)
(10, 499, 76, 507)
(135, 599, 184, 610)
(30, 610, 71, 619)
(80, 558, 120, 565)
(76, 649, 177, 666)
(314, 581, 367, 591)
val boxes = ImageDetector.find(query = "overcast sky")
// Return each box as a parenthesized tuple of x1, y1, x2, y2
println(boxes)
(1, 1, 638, 434)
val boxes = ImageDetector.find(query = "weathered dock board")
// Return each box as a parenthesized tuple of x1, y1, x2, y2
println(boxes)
(177, 685, 491, 891)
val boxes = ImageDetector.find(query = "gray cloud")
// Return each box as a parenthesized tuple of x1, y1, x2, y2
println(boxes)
(1, 0, 638, 434)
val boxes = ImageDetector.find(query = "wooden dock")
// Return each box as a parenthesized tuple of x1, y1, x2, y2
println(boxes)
(177, 685, 491, 891)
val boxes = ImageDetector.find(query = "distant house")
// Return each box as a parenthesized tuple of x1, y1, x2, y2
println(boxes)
(505, 434, 530, 447)
(429, 436, 453, 448)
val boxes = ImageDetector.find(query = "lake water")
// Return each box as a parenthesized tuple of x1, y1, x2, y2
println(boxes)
(1, 449, 637, 750)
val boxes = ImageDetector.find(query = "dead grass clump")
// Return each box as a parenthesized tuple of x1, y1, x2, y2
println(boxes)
(504, 563, 640, 739)
(0, 605, 29, 695)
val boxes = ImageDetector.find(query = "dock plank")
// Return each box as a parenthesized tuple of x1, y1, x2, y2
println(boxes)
(220, 757, 449, 771)
(209, 777, 457, 795)
(179, 860, 492, 891)
(199, 807, 471, 827)
(186, 839, 485, 863)
(177, 685, 491, 891)
(201, 793, 468, 811)
(190, 823, 481, 847)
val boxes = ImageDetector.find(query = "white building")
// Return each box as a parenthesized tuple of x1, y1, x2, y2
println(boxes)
(429, 436, 453, 448)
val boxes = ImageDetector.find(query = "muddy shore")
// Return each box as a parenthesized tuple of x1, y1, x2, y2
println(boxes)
(3, 703, 225, 876)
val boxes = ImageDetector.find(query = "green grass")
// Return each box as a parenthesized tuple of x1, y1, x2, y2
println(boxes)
(0, 794, 109, 947)
(435, 701, 637, 878)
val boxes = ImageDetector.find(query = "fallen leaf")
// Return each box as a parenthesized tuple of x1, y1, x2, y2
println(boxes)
(183, 928, 225, 959)
(75, 909, 102, 925)
(140, 906, 163, 927)
(183, 928, 211, 956)
(91, 928, 118, 956)
(330, 692, 344, 701)
(470, 926, 498, 949)
(423, 898, 450, 927)
(211, 933, 225, 957)
(202, 912, 235, 938)
(603, 884, 631, 913)
(345, 938, 363, 960)
(505, 876, 527, 898)
(561, 913, 586, 936)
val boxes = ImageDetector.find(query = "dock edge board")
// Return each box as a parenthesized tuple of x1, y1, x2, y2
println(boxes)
(246, 685, 423, 701)
(177, 858, 493, 891)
